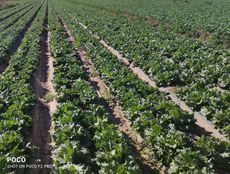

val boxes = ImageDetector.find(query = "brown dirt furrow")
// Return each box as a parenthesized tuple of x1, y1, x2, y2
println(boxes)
(47, 31, 57, 150)
(47, 31, 57, 114)
(31, 3, 56, 174)
(60, 19, 164, 174)
(72, 17, 227, 141)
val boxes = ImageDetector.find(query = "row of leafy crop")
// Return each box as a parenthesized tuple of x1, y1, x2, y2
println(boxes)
(178, 85, 230, 136)
(51, 0, 230, 135)
(69, 0, 230, 48)
(49, 5, 142, 173)
(0, 1, 39, 32)
(0, 3, 15, 12)
(0, 0, 37, 22)
(0, 1, 28, 18)
(0, 3, 15, 11)
(0, 1, 46, 172)
(54, 6, 230, 173)
(0, 1, 42, 66)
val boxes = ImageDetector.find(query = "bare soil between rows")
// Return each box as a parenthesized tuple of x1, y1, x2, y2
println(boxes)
(31, 3, 56, 174)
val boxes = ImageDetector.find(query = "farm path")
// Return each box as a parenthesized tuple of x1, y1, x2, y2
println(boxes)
(31, 2, 56, 174)
(46, 31, 57, 115)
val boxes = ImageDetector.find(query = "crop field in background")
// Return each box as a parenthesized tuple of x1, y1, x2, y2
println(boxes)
(0, 0, 229, 173)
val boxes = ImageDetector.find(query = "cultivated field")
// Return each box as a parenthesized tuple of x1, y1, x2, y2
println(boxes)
(0, 0, 229, 173)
